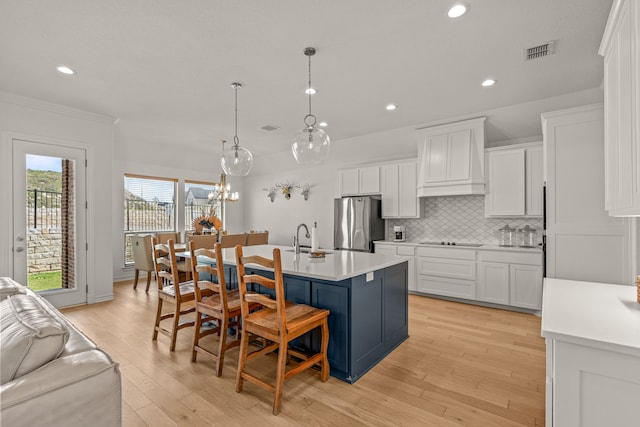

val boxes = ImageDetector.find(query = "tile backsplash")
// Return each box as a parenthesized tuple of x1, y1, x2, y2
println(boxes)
(387, 195, 543, 245)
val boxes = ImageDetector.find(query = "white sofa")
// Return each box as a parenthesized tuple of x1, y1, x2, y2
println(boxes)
(0, 277, 121, 427)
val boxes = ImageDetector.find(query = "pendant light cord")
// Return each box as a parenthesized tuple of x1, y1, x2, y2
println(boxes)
(308, 52, 312, 117)
(234, 85, 239, 147)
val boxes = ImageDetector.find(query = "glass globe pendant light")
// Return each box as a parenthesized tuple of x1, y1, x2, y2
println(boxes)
(221, 82, 253, 176)
(291, 47, 330, 165)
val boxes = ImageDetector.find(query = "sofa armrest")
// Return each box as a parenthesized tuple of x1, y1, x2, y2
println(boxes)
(1, 349, 121, 427)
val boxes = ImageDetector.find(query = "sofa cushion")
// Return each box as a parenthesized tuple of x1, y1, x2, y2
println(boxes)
(0, 277, 26, 302)
(1, 294, 70, 384)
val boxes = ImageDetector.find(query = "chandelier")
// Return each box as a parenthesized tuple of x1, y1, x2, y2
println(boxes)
(221, 82, 253, 176)
(208, 174, 239, 202)
(291, 47, 330, 165)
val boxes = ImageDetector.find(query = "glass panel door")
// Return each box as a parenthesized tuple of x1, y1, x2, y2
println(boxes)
(13, 139, 87, 307)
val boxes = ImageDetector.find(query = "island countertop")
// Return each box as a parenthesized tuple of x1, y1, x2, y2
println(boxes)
(214, 244, 409, 282)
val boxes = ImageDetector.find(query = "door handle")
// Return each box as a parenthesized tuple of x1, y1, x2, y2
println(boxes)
(16, 237, 24, 242)
(15, 247, 24, 252)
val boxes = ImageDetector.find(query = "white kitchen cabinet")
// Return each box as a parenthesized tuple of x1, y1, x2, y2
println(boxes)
(375, 242, 416, 291)
(339, 166, 380, 196)
(542, 278, 640, 427)
(478, 250, 543, 309)
(416, 247, 476, 299)
(416, 117, 486, 197)
(599, 0, 640, 216)
(477, 261, 510, 305)
(484, 142, 543, 217)
(542, 104, 633, 286)
(381, 161, 421, 218)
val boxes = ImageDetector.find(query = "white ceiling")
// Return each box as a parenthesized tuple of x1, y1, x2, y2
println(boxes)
(0, 0, 613, 157)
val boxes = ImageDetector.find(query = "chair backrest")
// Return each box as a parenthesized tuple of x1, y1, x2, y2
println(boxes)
(152, 238, 183, 296)
(187, 234, 218, 250)
(189, 241, 228, 308)
(219, 233, 247, 249)
(235, 246, 286, 331)
(156, 231, 180, 245)
(131, 235, 154, 271)
(245, 231, 268, 246)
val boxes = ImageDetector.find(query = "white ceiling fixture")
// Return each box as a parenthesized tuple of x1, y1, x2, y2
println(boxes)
(291, 47, 330, 165)
(482, 79, 496, 87)
(221, 82, 253, 176)
(305, 88, 317, 95)
(448, 3, 469, 18)
(319, 122, 328, 127)
(386, 104, 397, 111)
(56, 65, 75, 75)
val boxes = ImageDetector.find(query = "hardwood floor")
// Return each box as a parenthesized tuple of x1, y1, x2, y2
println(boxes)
(61, 282, 545, 426)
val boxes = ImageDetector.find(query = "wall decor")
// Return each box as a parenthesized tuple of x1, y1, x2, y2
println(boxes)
(263, 186, 276, 202)
(296, 183, 312, 200)
(276, 181, 293, 200)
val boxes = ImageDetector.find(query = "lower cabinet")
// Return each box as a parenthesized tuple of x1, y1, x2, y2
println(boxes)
(478, 251, 543, 310)
(374, 242, 416, 291)
(416, 247, 477, 299)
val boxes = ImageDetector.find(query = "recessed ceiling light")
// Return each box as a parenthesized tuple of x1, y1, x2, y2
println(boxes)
(319, 122, 328, 127)
(481, 79, 496, 87)
(305, 87, 317, 95)
(56, 65, 75, 75)
(386, 104, 397, 111)
(448, 3, 469, 18)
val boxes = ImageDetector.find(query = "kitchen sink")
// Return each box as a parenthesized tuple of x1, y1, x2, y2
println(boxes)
(419, 241, 483, 247)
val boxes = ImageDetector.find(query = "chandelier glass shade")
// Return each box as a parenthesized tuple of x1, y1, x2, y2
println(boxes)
(291, 47, 330, 165)
(221, 82, 253, 176)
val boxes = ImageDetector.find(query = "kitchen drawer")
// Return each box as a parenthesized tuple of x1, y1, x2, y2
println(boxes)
(417, 274, 475, 299)
(397, 246, 416, 256)
(416, 246, 476, 260)
(417, 256, 476, 281)
(479, 250, 542, 266)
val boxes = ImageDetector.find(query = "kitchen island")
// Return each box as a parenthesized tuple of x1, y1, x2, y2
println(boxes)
(198, 245, 409, 383)
(541, 278, 640, 426)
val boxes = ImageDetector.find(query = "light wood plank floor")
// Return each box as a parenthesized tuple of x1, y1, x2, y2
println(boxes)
(61, 282, 545, 426)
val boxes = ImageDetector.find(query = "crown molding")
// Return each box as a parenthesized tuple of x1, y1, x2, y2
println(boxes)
(0, 91, 117, 125)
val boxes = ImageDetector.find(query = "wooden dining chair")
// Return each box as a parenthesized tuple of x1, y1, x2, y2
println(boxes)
(219, 233, 247, 249)
(234, 245, 330, 415)
(189, 241, 244, 376)
(131, 234, 154, 291)
(245, 231, 269, 246)
(152, 238, 197, 351)
(187, 233, 218, 250)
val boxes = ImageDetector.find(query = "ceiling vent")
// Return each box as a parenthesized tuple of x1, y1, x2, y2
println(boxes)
(260, 124, 280, 132)
(524, 40, 555, 61)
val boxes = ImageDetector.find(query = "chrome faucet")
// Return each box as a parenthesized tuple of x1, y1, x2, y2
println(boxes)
(294, 223, 310, 254)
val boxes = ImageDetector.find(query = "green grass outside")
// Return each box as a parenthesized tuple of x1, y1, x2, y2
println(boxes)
(28, 271, 62, 292)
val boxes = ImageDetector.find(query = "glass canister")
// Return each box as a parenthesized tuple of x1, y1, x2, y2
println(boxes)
(518, 225, 538, 247)
(497, 225, 516, 247)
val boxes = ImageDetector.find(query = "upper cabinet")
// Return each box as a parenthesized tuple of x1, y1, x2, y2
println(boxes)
(484, 142, 543, 217)
(381, 161, 421, 218)
(339, 165, 380, 196)
(599, 0, 640, 216)
(416, 117, 486, 197)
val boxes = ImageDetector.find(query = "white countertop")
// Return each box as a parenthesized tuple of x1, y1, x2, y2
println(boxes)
(541, 278, 640, 356)
(196, 245, 409, 282)
(374, 240, 543, 253)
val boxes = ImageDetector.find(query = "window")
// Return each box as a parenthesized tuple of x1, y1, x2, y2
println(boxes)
(184, 180, 219, 231)
(123, 174, 177, 265)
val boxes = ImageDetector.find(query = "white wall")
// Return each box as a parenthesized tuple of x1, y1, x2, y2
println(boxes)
(0, 92, 115, 303)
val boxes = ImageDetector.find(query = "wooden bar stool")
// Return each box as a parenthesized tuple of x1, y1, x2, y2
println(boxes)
(234, 245, 330, 415)
(190, 241, 244, 376)
(152, 238, 197, 351)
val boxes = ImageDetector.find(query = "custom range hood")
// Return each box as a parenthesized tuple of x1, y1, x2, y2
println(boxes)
(415, 117, 486, 197)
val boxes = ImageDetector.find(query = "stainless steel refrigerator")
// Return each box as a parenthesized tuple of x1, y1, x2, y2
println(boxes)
(334, 196, 385, 252)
